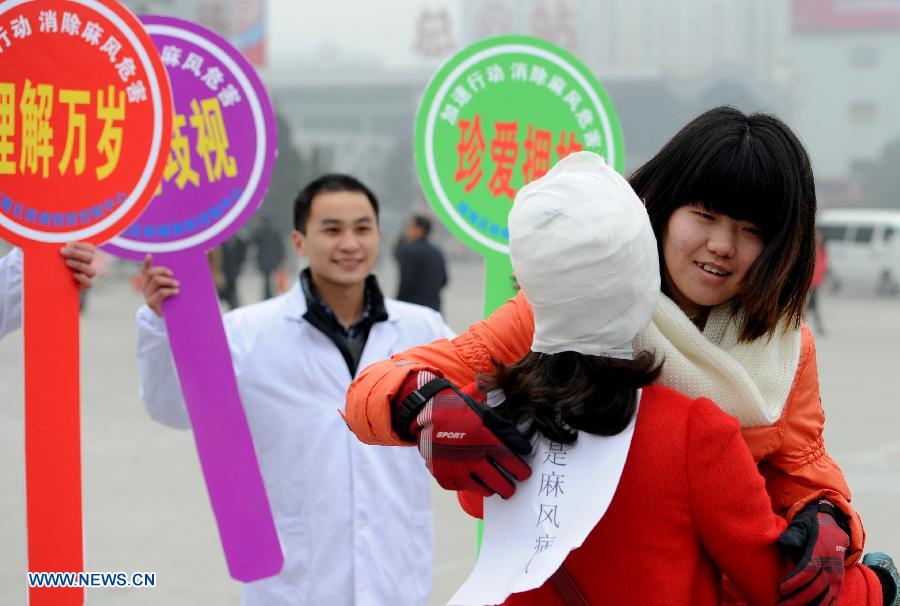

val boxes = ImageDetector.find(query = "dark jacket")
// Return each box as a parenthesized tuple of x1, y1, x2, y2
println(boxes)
(252, 223, 285, 273)
(396, 238, 447, 312)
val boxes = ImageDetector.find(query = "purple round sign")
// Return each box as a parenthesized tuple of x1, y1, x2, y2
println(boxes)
(100, 16, 284, 583)
(105, 16, 277, 259)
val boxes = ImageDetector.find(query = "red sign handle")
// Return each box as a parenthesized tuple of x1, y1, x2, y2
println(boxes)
(24, 245, 84, 606)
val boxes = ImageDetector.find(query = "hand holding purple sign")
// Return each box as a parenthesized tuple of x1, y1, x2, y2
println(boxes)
(103, 16, 281, 582)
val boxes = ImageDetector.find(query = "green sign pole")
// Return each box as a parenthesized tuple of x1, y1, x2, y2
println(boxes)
(481, 251, 515, 317)
(414, 34, 625, 546)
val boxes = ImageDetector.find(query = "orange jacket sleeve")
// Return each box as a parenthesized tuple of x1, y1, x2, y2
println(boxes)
(755, 325, 864, 564)
(344, 291, 536, 445)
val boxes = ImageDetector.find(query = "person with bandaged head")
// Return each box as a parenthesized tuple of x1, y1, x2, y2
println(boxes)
(403, 153, 792, 604)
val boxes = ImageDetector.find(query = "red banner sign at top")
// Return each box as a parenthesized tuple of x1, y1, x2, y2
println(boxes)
(793, 0, 900, 32)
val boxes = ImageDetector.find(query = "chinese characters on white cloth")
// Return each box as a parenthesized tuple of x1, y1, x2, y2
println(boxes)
(449, 394, 641, 605)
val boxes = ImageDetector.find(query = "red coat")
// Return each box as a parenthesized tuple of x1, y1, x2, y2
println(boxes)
(457, 385, 790, 606)
(344, 292, 883, 604)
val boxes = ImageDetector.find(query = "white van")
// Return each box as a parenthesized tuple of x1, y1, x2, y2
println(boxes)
(817, 209, 900, 294)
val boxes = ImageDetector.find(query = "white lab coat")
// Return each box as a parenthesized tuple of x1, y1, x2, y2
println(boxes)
(0, 247, 23, 340)
(136, 281, 454, 606)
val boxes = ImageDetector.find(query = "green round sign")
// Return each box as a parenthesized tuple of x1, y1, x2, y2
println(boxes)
(415, 35, 624, 260)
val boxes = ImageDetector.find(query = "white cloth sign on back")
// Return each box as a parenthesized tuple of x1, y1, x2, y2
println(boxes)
(449, 394, 641, 606)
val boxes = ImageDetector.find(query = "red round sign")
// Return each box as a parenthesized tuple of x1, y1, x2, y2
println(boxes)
(0, 0, 172, 246)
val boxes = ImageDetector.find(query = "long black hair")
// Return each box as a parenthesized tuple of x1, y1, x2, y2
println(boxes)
(481, 350, 661, 444)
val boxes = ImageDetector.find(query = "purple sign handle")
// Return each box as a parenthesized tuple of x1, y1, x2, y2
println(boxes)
(159, 251, 282, 581)
(99, 16, 283, 582)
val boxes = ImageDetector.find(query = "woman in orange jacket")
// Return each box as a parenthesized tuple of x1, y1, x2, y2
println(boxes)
(344, 107, 895, 605)
(441, 151, 796, 606)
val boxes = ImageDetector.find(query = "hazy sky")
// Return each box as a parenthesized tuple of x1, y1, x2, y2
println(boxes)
(267, 0, 461, 67)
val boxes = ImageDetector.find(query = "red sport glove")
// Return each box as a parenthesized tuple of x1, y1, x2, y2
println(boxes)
(777, 500, 850, 606)
(392, 370, 532, 499)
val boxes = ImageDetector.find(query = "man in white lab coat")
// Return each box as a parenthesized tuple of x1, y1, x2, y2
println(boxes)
(136, 174, 454, 606)
(0, 243, 97, 340)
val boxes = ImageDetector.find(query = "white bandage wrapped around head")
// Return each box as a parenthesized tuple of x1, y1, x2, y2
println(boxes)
(508, 151, 660, 358)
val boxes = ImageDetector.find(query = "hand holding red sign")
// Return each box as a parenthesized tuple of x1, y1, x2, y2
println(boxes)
(60, 242, 98, 289)
(0, 1, 172, 604)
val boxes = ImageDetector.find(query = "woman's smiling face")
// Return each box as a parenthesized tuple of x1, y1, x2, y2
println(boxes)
(661, 203, 766, 317)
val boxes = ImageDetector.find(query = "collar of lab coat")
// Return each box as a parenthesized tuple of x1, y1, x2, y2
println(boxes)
(282, 279, 403, 325)
(283, 279, 404, 379)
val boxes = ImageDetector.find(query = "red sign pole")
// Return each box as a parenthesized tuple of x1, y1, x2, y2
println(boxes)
(24, 244, 84, 605)
(0, 2, 173, 602)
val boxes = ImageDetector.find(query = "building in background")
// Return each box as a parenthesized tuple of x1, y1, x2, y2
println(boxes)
(460, 0, 790, 86)
(458, 0, 792, 171)
(412, 7, 457, 60)
(266, 63, 433, 246)
(261, 0, 798, 237)
(790, 0, 900, 207)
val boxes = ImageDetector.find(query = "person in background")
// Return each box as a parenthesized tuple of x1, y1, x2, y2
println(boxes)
(136, 174, 454, 606)
(218, 232, 250, 310)
(396, 213, 448, 312)
(0, 243, 97, 339)
(806, 228, 828, 336)
(252, 214, 286, 300)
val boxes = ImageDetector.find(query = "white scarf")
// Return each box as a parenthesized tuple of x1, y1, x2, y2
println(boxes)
(634, 295, 801, 428)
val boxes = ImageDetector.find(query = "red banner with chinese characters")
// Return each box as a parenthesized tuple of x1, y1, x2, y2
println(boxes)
(0, 0, 170, 248)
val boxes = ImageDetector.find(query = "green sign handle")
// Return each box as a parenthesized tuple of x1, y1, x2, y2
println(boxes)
(476, 518, 484, 557)
(476, 250, 517, 554)
(482, 251, 516, 317)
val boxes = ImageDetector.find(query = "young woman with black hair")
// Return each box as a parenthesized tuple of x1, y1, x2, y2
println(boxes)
(344, 108, 894, 605)
(437, 152, 790, 604)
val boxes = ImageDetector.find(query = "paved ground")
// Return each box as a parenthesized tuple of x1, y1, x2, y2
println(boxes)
(0, 254, 897, 605)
